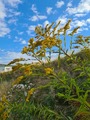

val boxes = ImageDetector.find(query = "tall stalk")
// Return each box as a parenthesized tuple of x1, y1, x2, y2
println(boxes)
(58, 43, 61, 68)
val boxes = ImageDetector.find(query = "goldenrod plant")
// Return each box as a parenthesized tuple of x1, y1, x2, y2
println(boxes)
(0, 20, 90, 120)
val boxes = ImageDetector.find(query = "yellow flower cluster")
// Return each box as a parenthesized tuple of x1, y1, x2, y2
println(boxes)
(34, 40, 42, 47)
(22, 46, 28, 54)
(0, 95, 9, 120)
(36, 49, 46, 57)
(12, 63, 22, 71)
(24, 65, 32, 76)
(41, 37, 56, 48)
(0, 102, 5, 113)
(44, 68, 54, 75)
(64, 20, 71, 35)
(41, 37, 62, 49)
(69, 27, 80, 36)
(13, 76, 24, 85)
(8, 58, 25, 65)
(26, 88, 35, 102)
(1, 111, 9, 120)
(1, 95, 7, 103)
(28, 38, 34, 45)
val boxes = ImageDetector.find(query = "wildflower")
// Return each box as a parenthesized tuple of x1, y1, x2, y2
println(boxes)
(39, 52, 45, 57)
(34, 40, 42, 47)
(72, 26, 80, 35)
(24, 91, 27, 97)
(2, 111, 8, 120)
(44, 68, 54, 75)
(26, 88, 35, 102)
(46, 37, 50, 41)
(0, 102, 4, 113)
(69, 27, 80, 36)
(24, 65, 32, 76)
(64, 20, 71, 30)
(13, 76, 24, 85)
(1, 95, 8, 103)
(15, 84, 25, 90)
(28, 38, 34, 44)
(56, 39, 62, 46)
(42, 38, 57, 48)
(57, 28, 63, 34)
(8, 58, 25, 65)
(22, 46, 28, 54)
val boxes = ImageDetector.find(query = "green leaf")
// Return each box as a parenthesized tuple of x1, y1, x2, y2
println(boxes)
(57, 93, 65, 98)
(73, 67, 82, 72)
(84, 90, 90, 101)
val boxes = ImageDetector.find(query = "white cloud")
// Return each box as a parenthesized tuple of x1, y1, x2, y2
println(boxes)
(43, 20, 50, 27)
(77, 27, 88, 33)
(21, 40, 27, 45)
(0, 1, 10, 37)
(38, 15, 47, 20)
(75, 13, 86, 17)
(46, 7, 53, 14)
(56, 1, 64, 8)
(13, 11, 21, 16)
(0, 51, 37, 64)
(19, 38, 27, 45)
(7, 51, 24, 59)
(30, 4, 47, 22)
(86, 18, 90, 23)
(0, 49, 4, 52)
(56, 16, 68, 26)
(30, 4, 47, 21)
(7, 9, 21, 18)
(14, 37, 27, 45)
(6, 51, 30, 64)
(0, 21, 10, 37)
(7, 35, 11, 39)
(30, 15, 47, 21)
(27, 25, 36, 35)
(18, 31, 23, 35)
(30, 15, 38, 21)
(83, 27, 88, 30)
(28, 25, 35, 31)
(8, 18, 17, 24)
(68, 18, 90, 34)
(67, 1, 72, 7)
(0, 0, 22, 37)
(46, 7, 57, 15)
(31, 4, 38, 14)
(72, 20, 87, 27)
(67, 0, 90, 15)
(0, 1, 6, 20)
(4, 0, 22, 7)
(0, 49, 65, 64)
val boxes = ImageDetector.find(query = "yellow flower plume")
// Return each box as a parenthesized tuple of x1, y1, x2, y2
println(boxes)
(13, 76, 24, 85)
(26, 88, 35, 102)
(44, 68, 54, 75)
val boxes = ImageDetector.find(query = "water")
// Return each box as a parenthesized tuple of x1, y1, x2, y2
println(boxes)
(0, 66, 5, 72)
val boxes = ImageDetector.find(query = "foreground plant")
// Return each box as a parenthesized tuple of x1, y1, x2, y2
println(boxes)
(1, 20, 90, 120)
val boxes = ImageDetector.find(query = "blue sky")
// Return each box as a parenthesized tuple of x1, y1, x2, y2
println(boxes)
(0, 0, 90, 64)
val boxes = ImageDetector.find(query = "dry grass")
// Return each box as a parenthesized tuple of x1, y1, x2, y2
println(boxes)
(0, 81, 12, 99)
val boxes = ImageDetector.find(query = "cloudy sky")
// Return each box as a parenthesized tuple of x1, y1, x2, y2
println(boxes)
(0, 0, 90, 64)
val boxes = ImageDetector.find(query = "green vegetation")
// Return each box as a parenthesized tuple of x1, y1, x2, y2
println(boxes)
(0, 20, 90, 120)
